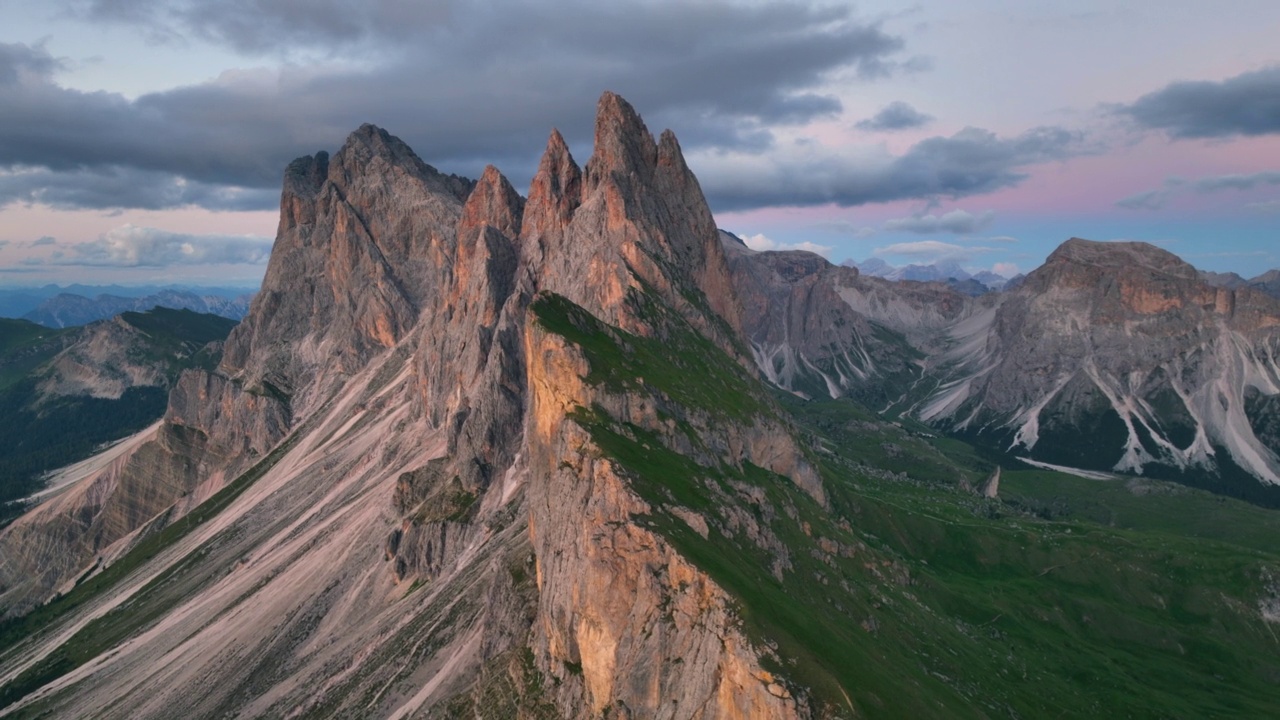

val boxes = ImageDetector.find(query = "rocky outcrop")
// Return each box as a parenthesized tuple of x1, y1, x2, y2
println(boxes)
(979, 467, 1000, 498)
(222, 127, 473, 410)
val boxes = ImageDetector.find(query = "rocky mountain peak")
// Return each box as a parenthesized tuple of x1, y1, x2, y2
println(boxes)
(1044, 237, 1197, 281)
(523, 91, 742, 344)
(460, 164, 524, 240)
(329, 123, 473, 202)
(583, 90, 657, 190)
(521, 129, 583, 243)
(279, 151, 328, 230)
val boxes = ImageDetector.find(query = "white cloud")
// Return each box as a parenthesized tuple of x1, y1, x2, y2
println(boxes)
(31, 224, 273, 267)
(987, 235, 1018, 243)
(881, 209, 995, 234)
(739, 233, 833, 256)
(874, 240, 967, 257)
(873, 239, 1002, 264)
(992, 262, 1020, 276)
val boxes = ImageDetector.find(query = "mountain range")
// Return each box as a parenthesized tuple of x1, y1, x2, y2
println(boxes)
(0, 285, 254, 322)
(18, 290, 253, 329)
(1, 93, 1278, 718)
(841, 257, 1016, 291)
(755, 237, 1280, 504)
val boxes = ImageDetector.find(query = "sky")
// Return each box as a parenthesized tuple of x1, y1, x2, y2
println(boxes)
(0, 0, 1277, 287)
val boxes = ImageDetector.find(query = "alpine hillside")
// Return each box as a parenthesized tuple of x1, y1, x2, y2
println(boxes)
(1, 94, 1278, 720)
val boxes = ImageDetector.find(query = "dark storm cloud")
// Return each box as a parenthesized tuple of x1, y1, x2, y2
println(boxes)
(71, 0, 454, 51)
(855, 101, 933, 131)
(0, 42, 65, 83)
(9, 2, 918, 211)
(701, 125, 1085, 211)
(1119, 66, 1280, 138)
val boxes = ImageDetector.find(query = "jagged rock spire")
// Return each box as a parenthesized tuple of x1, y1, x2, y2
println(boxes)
(521, 129, 582, 241)
(584, 91, 657, 190)
(461, 165, 524, 240)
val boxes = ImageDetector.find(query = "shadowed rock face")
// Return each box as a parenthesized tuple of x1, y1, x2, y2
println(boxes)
(719, 229, 999, 426)
(721, 232, 950, 402)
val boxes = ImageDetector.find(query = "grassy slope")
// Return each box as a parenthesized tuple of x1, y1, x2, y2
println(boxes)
(0, 319, 74, 392)
(534, 291, 1280, 719)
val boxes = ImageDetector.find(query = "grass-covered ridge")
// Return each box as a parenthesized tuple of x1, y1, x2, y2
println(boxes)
(0, 308, 238, 525)
(0, 319, 74, 392)
(536, 289, 1280, 718)
(530, 291, 770, 421)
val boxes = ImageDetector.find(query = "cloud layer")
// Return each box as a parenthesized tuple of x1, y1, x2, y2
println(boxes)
(1119, 66, 1280, 139)
(697, 125, 1084, 211)
(22, 225, 273, 266)
(855, 101, 933, 131)
(737, 232, 832, 256)
(881, 209, 995, 234)
(1118, 170, 1280, 210)
(1, 3, 920, 211)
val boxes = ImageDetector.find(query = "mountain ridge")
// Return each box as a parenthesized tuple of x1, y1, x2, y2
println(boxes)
(2, 93, 1279, 719)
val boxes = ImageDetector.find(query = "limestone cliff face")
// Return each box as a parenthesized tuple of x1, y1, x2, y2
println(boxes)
(525, 92, 742, 346)
(389, 164, 528, 585)
(222, 126, 473, 410)
(523, 319, 806, 719)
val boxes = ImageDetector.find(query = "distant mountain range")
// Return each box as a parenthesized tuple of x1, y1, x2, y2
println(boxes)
(0, 284, 255, 322)
(840, 257, 1280, 302)
(14, 289, 254, 328)
(841, 256, 1018, 292)
(1199, 268, 1280, 298)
